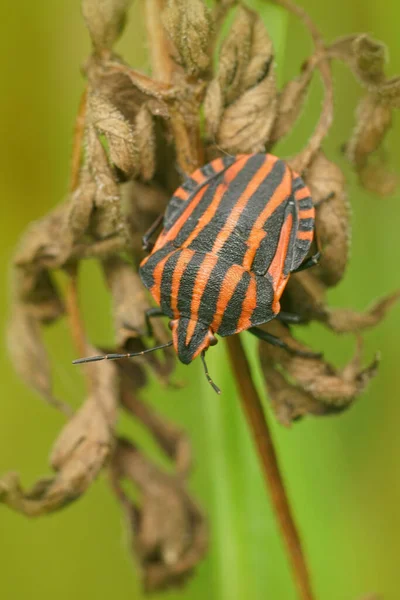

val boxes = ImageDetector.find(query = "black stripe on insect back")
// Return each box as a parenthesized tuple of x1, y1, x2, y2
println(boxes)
(298, 217, 314, 231)
(298, 196, 313, 211)
(139, 242, 175, 290)
(186, 154, 267, 253)
(176, 251, 207, 317)
(218, 271, 252, 336)
(197, 257, 229, 326)
(159, 251, 181, 317)
(172, 173, 222, 247)
(219, 159, 287, 267)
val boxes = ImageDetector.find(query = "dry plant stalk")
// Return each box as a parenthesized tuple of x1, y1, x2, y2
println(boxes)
(1, 0, 399, 597)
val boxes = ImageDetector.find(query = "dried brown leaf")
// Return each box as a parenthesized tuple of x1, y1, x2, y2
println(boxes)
(269, 63, 314, 145)
(304, 151, 350, 286)
(109, 438, 208, 592)
(345, 93, 398, 196)
(7, 304, 71, 415)
(86, 124, 125, 239)
(325, 290, 400, 333)
(217, 75, 277, 153)
(259, 320, 379, 425)
(13, 268, 64, 324)
(162, 0, 213, 75)
(134, 104, 156, 181)
(205, 6, 276, 150)
(82, 0, 132, 50)
(14, 204, 73, 271)
(327, 35, 387, 86)
(0, 354, 118, 515)
(89, 92, 137, 176)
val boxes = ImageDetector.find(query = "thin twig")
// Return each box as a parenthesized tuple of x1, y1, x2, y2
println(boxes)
(145, 0, 175, 83)
(269, 0, 334, 172)
(226, 335, 315, 600)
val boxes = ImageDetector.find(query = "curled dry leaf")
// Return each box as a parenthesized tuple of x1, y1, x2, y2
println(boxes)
(269, 59, 315, 145)
(102, 256, 175, 379)
(86, 124, 125, 240)
(0, 352, 118, 516)
(89, 92, 137, 177)
(327, 35, 387, 86)
(14, 204, 73, 271)
(7, 304, 71, 415)
(304, 150, 350, 287)
(82, 0, 132, 51)
(345, 93, 398, 195)
(325, 290, 400, 333)
(134, 104, 156, 181)
(204, 7, 277, 152)
(162, 0, 213, 75)
(109, 438, 208, 592)
(13, 268, 64, 324)
(258, 320, 379, 426)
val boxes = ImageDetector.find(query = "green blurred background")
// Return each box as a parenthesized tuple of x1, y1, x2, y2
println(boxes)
(1, 1, 399, 599)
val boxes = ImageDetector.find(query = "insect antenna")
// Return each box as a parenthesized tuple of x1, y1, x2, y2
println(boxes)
(201, 351, 221, 395)
(72, 340, 174, 365)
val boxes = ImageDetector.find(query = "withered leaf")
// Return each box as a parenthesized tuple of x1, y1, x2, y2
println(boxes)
(86, 124, 125, 239)
(205, 7, 276, 152)
(327, 35, 387, 86)
(0, 353, 118, 516)
(13, 268, 64, 324)
(259, 321, 379, 425)
(304, 151, 350, 287)
(134, 104, 156, 181)
(102, 256, 174, 379)
(7, 304, 71, 415)
(325, 290, 400, 333)
(217, 75, 277, 153)
(269, 60, 315, 145)
(162, 0, 213, 75)
(82, 0, 132, 51)
(14, 204, 73, 271)
(89, 92, 137, 177)
(109, 438, 208, 592)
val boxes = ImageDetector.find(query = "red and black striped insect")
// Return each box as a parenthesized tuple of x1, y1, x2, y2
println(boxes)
(74, 153, 320, 392)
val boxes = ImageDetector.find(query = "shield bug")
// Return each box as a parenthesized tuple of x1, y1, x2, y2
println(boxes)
(74, 153, 320, 393)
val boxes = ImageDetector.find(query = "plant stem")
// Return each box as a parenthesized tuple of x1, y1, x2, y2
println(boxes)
(226, 335, 315, 600)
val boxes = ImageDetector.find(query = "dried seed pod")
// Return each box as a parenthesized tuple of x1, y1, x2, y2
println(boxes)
(162, 0, 213, 75)
(0, 353, 118, 515)
(304, 151, 350, 287)
(89, 92, 137, 177)
(109, 438, 208, 592)
(204, 7, 277, 152)
(259, 320, 379, 425)
(82, 0, 132, 51)
(327, 35, 387, 86)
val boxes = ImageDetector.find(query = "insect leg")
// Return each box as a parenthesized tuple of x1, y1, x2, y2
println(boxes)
(276, 311, 307, 324)
(145, 307, 165, 338)
(248, 326, 322, 358)
(142, 213, 164, 252)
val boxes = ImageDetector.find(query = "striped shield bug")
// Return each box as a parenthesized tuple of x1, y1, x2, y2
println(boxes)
(74, 153, 321, 393)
